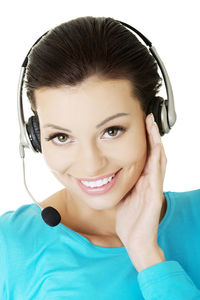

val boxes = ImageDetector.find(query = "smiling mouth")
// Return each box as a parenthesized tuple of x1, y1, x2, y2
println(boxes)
(75, 168, 122, 195)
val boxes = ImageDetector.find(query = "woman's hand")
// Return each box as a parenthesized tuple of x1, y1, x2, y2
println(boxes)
(115, 113, 167, 254)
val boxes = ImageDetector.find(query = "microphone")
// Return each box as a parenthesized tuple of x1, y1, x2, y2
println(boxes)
(19, 144, 61, 227)
(41, 206, 61, 227)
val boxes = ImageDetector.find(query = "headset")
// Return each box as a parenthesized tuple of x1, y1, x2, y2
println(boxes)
(17, 19, 177, 227)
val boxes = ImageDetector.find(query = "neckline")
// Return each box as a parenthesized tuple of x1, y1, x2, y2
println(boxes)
(32, 191, 171, 254)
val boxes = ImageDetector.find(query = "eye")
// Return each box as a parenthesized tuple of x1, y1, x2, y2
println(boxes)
(45, 126, 126, 146)
(45, 133, 71, 145)
(102, 126, 126, 139)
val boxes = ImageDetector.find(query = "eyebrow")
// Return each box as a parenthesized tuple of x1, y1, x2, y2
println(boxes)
(43, 112, 130, 133)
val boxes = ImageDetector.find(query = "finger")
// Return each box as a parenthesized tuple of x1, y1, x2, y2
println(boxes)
(145, 114, 161, 164)
(146, 114, 161, 149)
(146, 115, 167, 189)
(151, 119, 162, 145)
(146, 116, 163, 179)
(150, 119, 167, 172)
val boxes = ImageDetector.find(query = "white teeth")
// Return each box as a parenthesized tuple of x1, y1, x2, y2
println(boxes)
(81, 174, 115, 188)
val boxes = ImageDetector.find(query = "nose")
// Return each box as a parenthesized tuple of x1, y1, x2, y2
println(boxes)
(77, 141, 107, 174)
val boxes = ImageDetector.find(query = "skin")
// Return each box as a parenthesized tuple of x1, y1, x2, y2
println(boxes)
(35, 75, 167, 244)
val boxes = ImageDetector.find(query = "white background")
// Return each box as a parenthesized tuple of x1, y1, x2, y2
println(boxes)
(0, 0, 199, 215)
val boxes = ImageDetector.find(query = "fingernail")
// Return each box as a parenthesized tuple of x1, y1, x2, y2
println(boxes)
(150, 113, 154, 123)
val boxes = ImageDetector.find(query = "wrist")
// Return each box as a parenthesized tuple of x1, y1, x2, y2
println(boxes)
(127, 246, 166, 273)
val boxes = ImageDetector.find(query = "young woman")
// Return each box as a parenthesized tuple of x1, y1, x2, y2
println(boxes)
(0, 16, 199, 299)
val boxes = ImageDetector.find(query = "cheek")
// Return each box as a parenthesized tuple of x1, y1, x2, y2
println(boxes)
(41, 142, 68, 174)
(41, 144, 72, 188)
(119, 128, 148, 192)
(117, 127, 148, 168)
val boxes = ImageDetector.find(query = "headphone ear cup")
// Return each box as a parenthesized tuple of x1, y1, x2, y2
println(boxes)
(147, 96, 165, 136)
(26, 115, 42, 153)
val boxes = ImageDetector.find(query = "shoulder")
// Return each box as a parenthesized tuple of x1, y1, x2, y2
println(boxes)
(0, 188, 65, 238)
(0, 204, 36, 226)
(0, 203, 40, 224)
(0, 204, 39, 234)
(167, 188, 200, 206)
(166, 188, 200, 226)
(0, 203, 48, 250)
(0, 204, 37, 269)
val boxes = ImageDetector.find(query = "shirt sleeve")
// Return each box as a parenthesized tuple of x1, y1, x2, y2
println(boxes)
(137, 260, 200, 300)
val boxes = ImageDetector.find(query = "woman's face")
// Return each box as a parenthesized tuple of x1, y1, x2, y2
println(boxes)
(35, 75, 149, 214)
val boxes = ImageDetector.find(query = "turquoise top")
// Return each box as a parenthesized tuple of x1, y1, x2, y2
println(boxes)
(0, 189, 200, 299)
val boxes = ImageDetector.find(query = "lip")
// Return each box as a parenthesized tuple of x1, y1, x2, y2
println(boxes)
(75, 168, 122, 196)
(75, 168, 122, 182)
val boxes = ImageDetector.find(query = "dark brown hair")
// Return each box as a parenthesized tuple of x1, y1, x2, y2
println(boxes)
(24, 16, 162, 116)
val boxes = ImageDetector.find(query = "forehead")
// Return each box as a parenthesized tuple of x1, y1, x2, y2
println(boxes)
(34, 76, 141, 121)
